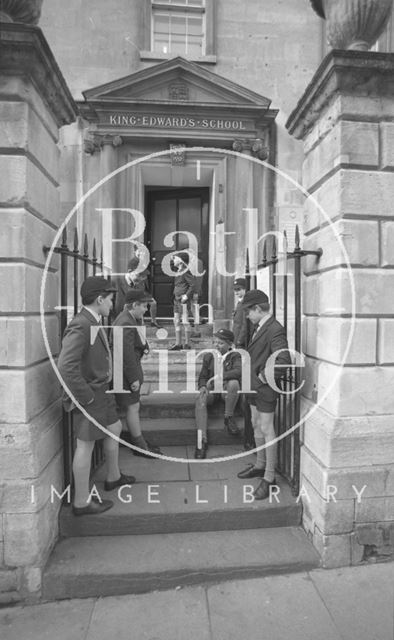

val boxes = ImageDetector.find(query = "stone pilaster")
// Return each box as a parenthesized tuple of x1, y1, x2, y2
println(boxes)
(0, 23, 77, 601)
(286, 51, 394, 567)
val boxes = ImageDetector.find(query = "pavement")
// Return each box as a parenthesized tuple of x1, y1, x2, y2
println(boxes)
(1, 562, 393, 640)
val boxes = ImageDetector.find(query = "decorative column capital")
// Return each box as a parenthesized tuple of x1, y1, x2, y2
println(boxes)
(84, 134, 123, 154)
(232, 138, 269, 160)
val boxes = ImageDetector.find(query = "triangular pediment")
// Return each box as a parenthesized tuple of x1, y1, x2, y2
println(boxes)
(82, 57, 271, 108)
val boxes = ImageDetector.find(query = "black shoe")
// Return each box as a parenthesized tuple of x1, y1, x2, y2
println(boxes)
(244, 441, 255, 451)
(133, 442, 162, 458)
(72, 499, 113, 516)
(224, 416, 241, 436)
(183, 343, 192, 350)
(253, 478, 276, 501)
(237, 464, 266, 479)
(194, 440, 208, 459)
(170, 344, 183, 351)
(104, 473, 136, 492)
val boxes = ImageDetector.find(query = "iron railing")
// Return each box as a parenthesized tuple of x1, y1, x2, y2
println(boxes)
(245, 226, 322, 495)
(44, 228, 107, 492)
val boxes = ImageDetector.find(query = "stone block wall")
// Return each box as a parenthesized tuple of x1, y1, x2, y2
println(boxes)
(287, 51, 394, 567)
(0, 24, 76, 603)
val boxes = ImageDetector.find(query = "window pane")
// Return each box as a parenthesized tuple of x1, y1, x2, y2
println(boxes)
(152, 4, 205, 56)
(188, 16, 203, 36)
(171, 15, 187, 34)
(153, 14, 170, 34)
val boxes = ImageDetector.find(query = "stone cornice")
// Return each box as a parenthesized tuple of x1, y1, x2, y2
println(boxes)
(286, 50, 394, 140)
(0, 23, 78, 127)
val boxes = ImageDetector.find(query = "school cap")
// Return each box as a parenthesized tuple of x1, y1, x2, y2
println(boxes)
(125, 289, 153, 304)
(213, 328, 235, 344)
(233, 277, 247, 290)
(80, 276, 117, 299)
(241, 290, 269, 308)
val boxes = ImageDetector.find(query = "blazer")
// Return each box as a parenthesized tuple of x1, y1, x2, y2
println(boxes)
(58, 307, 112, 410)
(248, 315, 291, 400)
(198, 350, 242, 389)
(114, 275, 149, 317)
(232, 300, 248, 348)
(173, 268, 197, 300)
(112, 309, 148, 387)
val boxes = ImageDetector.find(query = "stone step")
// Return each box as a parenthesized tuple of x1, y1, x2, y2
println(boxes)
(42, 527, 319, 600)
(60, 446, 301, 538)
(139, 387, 244, 419)
(146, 340, 213, 350)
(122, 417, 245, 446)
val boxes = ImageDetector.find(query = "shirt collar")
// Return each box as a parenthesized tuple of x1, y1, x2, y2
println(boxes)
(83, 306, 101, 324)
(256, 314, 271, 332)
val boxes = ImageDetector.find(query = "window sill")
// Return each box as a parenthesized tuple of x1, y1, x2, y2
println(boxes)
(140, 51, 217, 65)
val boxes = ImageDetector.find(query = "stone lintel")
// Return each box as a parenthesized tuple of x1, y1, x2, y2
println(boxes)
(0, 23, 77, 128)
(286, 50, 394, 140)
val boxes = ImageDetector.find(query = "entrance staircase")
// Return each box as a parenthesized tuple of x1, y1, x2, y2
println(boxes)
(42, 322, 319, 601)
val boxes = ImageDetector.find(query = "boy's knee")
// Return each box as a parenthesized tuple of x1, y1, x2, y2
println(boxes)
(226, 379, 240, 392)
(107, 420, 122, 437)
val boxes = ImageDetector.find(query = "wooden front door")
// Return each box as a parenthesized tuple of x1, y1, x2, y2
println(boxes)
(146, 188, 209, 318)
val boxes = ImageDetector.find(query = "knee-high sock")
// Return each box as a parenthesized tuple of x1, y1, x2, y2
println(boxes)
(104, 422, 122, 481)
(183, 323, 191, 345)
(72, 439, 95, 507)
(224, 382, 239, 417)
(150, 300, 157, 323)
(126, 403, 143, 439)
(260, 421, 276, 483)
(175, 325, 182, 345)
(254, 433, 266, 470)
(195, 394, 208, 440)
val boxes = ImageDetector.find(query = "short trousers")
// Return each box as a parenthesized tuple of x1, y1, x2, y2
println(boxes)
(247, 376, 281, 413)
(72, 384, 119, 441)
(248, 393, 278, 413)
(173, 298, 189, 316)
(115, 387, 141, 409)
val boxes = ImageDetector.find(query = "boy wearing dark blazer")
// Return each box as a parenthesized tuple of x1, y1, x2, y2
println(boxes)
(238, 290, 291, 500)
(112, 289, 161, 458)
(58, 276, 135, 516)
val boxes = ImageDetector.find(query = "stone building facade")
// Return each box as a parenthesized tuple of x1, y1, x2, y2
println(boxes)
(1, 0, 394, 602)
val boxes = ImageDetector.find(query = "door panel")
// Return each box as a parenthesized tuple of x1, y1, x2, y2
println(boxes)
(146, 188, 209, 318)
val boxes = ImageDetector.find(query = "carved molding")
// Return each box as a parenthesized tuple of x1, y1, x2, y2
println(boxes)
(168, 82, 189, 101)
(0, 23, 77, 127)
(170, 143, 186, 166)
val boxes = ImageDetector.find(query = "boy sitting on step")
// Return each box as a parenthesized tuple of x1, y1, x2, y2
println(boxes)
(194, 328, 242, 459)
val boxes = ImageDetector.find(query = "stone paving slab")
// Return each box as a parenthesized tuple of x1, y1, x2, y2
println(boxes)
(309, 563, 394, 640)
(85, 588, 211, 640)
(207, 573, 342, 640)
(0, 598, 95, 640)
(4, 563, 394, 640)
